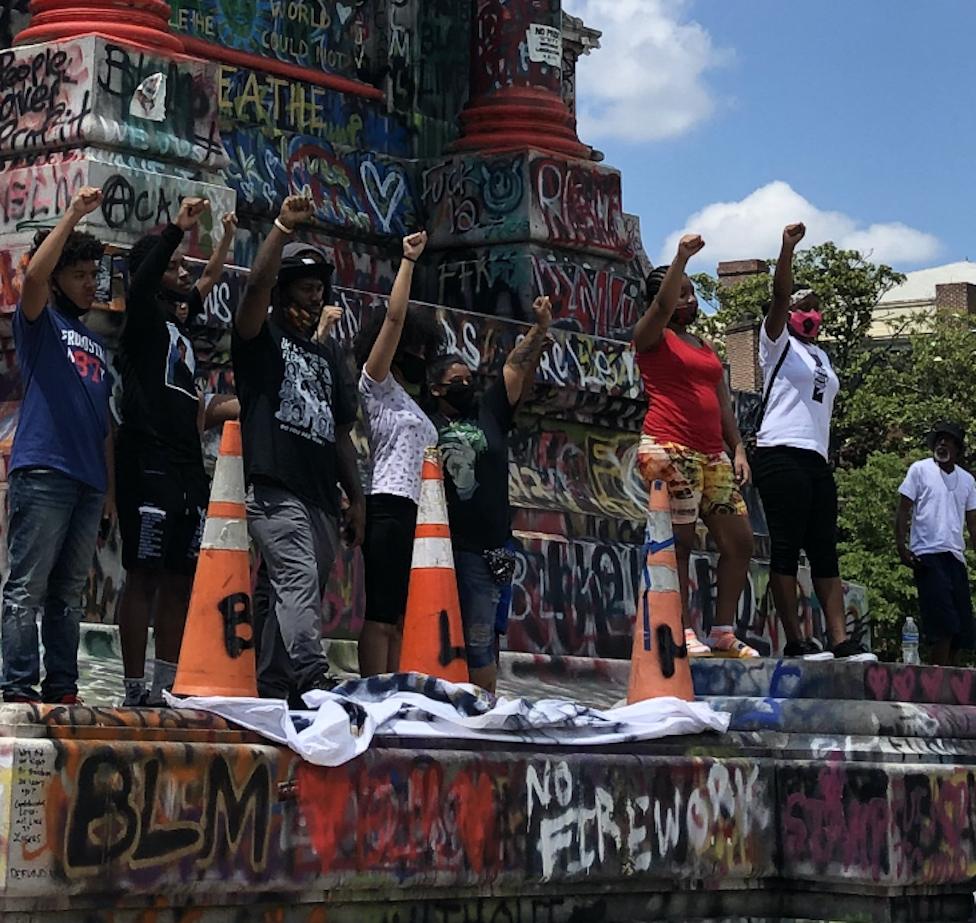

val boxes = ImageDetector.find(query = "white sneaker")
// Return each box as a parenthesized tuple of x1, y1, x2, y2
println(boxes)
(685, 628, 712, 657)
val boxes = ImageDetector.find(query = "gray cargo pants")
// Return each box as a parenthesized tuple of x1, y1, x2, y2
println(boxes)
(246, 481, 338, 700)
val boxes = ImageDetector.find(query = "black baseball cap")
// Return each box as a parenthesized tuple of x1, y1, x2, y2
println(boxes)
(276, 241, 334, 290)
(928, 421, 966, 450)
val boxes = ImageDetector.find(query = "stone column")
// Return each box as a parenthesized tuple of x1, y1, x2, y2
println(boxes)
(450, 0, 589, 159)
(15, 0, 185, 53)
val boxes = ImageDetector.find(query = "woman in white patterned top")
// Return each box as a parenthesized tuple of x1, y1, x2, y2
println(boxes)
(353, 231, 445, 676)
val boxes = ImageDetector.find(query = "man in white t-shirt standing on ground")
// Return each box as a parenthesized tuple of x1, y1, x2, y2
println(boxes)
(896, 422, 976, 665)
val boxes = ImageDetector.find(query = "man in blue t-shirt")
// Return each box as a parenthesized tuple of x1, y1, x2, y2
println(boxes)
(1, 187, 114, 704)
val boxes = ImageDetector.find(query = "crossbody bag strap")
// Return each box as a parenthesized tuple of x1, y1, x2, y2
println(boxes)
(756, 339, 790, 431)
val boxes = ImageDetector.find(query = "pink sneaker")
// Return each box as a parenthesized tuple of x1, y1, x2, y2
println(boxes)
(706, 630, 760, 659)
(684, 628, 712, 657)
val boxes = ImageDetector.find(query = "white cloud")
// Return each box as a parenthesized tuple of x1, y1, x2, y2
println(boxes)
(657, 181, 941, 270)
(563, 0, 729, 142)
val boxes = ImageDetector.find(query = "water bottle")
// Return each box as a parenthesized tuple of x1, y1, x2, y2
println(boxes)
(902, 616, 920, 665)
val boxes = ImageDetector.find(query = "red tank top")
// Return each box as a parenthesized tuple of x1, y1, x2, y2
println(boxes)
(636, 329, 724, 455)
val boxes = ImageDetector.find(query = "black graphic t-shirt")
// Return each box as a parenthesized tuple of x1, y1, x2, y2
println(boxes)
(117, 223, 203, 468)
(436, 377, 515, 553)
(232, 320, 357, 515)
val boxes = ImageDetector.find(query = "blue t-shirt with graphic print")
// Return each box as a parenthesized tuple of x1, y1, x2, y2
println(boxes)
(10, 303, 112, 492)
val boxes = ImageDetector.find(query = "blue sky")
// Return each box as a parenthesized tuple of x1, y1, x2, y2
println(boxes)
(564, 0, 976, 274)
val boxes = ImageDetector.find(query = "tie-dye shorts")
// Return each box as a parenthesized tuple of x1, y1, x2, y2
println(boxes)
(636, 434, 747, 525)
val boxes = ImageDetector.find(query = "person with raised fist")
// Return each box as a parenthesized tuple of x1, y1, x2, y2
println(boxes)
(115, 195, 231, 706)
(752, 222, 875, 662)
(234, 195, 363, 703)
(353, 230, 445, 677)
(1, 188, 114, 704)
(633, 234, 757, 659)
(425, 294, 553, 692)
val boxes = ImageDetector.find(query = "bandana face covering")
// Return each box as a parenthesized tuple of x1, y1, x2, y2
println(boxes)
(672, 303, 699, 326)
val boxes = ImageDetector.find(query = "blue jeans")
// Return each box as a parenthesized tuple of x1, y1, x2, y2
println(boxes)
(455, 550, 500, 669)
(1, 469, 104, 701)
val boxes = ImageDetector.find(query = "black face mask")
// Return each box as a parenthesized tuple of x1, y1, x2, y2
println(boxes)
(52, 286, 87, 320)
(396, 353, 426, 386)
(442, 381, 475, 416)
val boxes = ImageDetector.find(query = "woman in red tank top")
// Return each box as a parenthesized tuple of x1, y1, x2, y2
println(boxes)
(633, 234, 757, 659)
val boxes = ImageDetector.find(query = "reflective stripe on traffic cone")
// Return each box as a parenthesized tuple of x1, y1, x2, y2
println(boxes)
(627, 479, 694, 703)
(398, 447, 469, 684)
(173, 420, 258, 698)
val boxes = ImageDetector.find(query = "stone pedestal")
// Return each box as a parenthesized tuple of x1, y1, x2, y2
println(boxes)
(16, 0, 185, 51)
(0, 32, 233, 311)
(422, 146, 644, 336)
(450, 0, 590, 159)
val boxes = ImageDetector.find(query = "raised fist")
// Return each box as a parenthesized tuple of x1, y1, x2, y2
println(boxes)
(175, 196, 210, 230)
(69, 187, 102, 218)
(278, 195, 314, 231)
(221, 212, 239, 234)
(316, 305, 343, 341)
(403, 230, 428, 262)
(677, 234, 705, 261)
(532, 295, 552, 328)
(783, 223, 806, 247)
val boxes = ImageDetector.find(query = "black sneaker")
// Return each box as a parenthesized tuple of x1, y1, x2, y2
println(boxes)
(831, 639, 878, 662)
(783, 639, 834, 661)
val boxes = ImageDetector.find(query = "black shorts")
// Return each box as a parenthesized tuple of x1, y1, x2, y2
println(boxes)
(914, 552, 975, 650)
(363, 493, 417, 626)
(116, 439, 210, 576)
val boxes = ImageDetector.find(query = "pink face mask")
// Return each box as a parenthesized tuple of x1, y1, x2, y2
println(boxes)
(788, 309, 822, 339)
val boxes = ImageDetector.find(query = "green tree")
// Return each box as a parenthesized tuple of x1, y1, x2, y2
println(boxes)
(838, 311, 976, 466)
(836, 452, 918, 661)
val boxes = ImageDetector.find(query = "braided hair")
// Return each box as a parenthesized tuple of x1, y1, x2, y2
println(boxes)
(645, 265, 670, 303)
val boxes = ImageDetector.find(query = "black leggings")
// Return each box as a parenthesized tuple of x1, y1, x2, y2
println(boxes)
(752, 446, 839, 579)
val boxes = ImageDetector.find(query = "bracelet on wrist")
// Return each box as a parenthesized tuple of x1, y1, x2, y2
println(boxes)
(403, 255, 417, 263)
(274, 218, 294, 235)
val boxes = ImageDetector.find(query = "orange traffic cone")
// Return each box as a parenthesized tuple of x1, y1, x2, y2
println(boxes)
(172, 421, 258, 697)
(627, 479, 694, 703)
(398, 447, 469, 684)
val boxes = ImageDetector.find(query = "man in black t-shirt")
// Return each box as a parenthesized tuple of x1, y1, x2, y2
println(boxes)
(115, 199, 238, 707)
(233, 195, 364, 702)
(427, 296, 552, 692)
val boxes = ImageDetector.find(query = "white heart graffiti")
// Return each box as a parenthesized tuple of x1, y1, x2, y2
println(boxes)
(337, 3, 353, 24)
(360, 161, 406, 234)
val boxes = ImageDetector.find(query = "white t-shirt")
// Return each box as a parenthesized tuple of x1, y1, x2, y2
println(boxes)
(757, 324, 839, 459)
(899, 458, 976, 562)
(359, 369, 437, 503)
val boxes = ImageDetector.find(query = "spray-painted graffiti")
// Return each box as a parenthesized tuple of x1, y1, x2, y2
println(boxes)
(0, 0, 29, 52)
(169, 0, 376, 75)
(225, 130, 416, 234)
(88, 40, 225, 167)
(423, 154, 630, 258)
(530, 156, 631, 258)
(432, 244, 643, 337)
(503, 539, 869, 661)
(219, 65, 410, 157)
(470, 0, 563, 97)
(531, 251, 642, 337)
(0, 156, 85, 233)
(0, 43, 92, 156)
(423, 156, 528, 241)
(509, 421, 645, 521)
(525, 757, 773, 880)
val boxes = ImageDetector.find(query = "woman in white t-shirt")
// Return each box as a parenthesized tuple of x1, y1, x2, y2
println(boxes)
(752, 222, 874, 662)
(354, 231, 444, 676)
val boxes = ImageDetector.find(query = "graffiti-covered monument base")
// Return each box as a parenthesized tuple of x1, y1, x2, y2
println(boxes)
(0, 657, 974, 923)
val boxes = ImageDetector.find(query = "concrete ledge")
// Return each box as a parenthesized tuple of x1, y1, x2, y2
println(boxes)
(692, 658, 976, 705)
